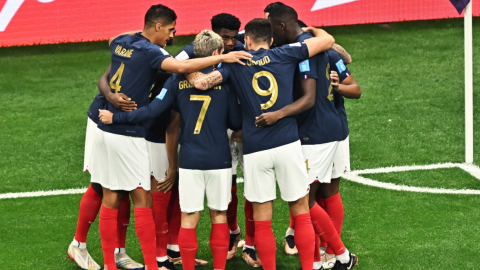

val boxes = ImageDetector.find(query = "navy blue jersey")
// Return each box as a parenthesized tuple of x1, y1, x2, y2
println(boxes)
(98, 33, 171, 137)
(238, 30, 245, 44)
(294, 33, 343, 145)
(175, 40, 245, 60)
(145, 72, 174, 144)
(327, 49, 351, 139)
(218, 42, 310, 154)
(112, 67, 242, 170)
(87, 93, 106, 124)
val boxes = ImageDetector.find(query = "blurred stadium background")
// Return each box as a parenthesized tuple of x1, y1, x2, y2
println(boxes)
(0, 0, 479, 269)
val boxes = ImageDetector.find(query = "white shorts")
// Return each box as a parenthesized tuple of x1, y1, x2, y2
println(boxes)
(302, 141, 339, 184)
(146, 141, 169, 182)
(331, 136, 350, 178)
(90, 130, 151, 191)
(83, 118, 97, 172)
(178, 168, 232, 213)
(230, 141, 244, 175)
(243, 140, 309, 203)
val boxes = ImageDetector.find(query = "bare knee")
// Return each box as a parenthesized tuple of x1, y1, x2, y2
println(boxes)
(319, 178, 340, 198)
(181, 212, 200, 228)
(252, 201, 273, 221)
(209, 209, 227, 224)
(102, 188, 126, 209)
(130, 188, 153, 208)
(91, 183, 103, 195)
(288, 195, 310, 216)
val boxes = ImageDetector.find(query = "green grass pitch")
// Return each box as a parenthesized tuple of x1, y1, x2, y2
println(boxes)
(0, 18, 480, 269)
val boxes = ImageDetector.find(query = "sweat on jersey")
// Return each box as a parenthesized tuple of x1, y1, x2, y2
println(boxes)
(174, 40, 245, 60)
(217, 42, 310, 155)
(97, 32, 172, 138)
(293, 32, 343, 145)
(327, 49, 351, 140)
(112, 66, 242, 170)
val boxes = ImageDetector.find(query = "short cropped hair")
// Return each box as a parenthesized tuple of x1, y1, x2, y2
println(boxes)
(194, 30, 224, 58)
(211, 13, 241, 32)
(268, 5, 298, 22)
(264, 2, 285, 13)
(144, 4, 177, 27)
(245, 18, 272, 44)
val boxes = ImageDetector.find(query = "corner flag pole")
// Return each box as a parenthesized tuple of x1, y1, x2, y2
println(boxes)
(465, 0, 473, 163)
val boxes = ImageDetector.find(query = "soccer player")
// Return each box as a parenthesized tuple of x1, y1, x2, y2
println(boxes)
(174, 13, 246, 261)
(90, 4, 251, 270)
(99, 29, 242, 270)
(268, 6, 358, 270)
(185, 18, 334, 270)
(67, 67, 142, 270)
(317, 53, 361, 269)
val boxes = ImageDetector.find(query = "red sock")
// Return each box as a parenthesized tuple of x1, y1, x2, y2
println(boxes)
(244, 200, 255, 247)
(178, 228, 198, 270)
(152, 191, 172, 258)
(168, 185, 181, 246)
(99, 205, 118, 270)
(227, 186, 239, 232)
(293, 213, 315, 270)
(210, 223, 230, 270)
(116, 196, 130, 249)
(314, 235, 321, 262)
(310, 203, 346, 255)
(324, 192, 344, 254)
(289, 211, 295, 230)
(254, 220, 276, 270)
(134, 208, 157, 269)
(74, 185, 102, 243)
(315, 194, 328, 249)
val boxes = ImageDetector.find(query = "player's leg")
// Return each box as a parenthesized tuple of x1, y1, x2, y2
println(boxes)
(147, 141, 175, 269)
(242, 199, 262, 267)
(275, 141, 315, 270)
(206, 168, 231, 270)
(284, 210, 298, 255)
(100, 188, 125, 270)
(177, 168, 208, 270)
(244, 150, 276, 270)
(226, 141, 241, 260)
(167, 183, 181, 262)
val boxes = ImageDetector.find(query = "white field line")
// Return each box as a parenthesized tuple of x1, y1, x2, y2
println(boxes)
(343, 162, 480, 195)
(1, 163, 479, 199)
(0, 188, 87, 199)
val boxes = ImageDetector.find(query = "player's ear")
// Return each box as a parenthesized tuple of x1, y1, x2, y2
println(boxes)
(269, 38, 273, 47)
(280, 22, 286, 31)
(155, 22, 162, 32)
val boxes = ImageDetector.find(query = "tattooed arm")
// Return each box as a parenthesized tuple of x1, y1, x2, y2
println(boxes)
(331, 43, 352, 64)
(186, 70, 224, 90)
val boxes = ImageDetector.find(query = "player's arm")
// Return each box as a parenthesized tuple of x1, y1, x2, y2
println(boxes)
(255, 78, 316, 127)
(97, 64, 137, 111)
(160, 51, 251, 74)
(99, 87, 174, 124)
(330, 71, 361, 99)
(185, 70, 225, 90)
(331, 43, 352, 64)
(302, 27, 335, 57)
(158, 110, 181, 192)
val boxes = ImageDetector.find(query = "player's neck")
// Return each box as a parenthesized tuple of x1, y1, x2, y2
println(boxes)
(248, 43, 270, 51)
(141, 29, 158, 45)
(287, 26, 304, 44)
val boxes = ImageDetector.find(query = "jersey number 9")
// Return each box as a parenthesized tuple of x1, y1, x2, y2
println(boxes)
(252, 71, 278, 110)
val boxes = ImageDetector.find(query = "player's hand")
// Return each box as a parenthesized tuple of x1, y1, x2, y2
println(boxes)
(98, 109, 113, 124)
(330, 71, 340, 91)
(158, 169, 177, 193)
(231, 130, 243, 143)
(107, 93, 137, 111)
(255, 111, 282, 127)
(222, 51, 252, 65)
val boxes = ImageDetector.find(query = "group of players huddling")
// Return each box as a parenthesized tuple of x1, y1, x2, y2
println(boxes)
(67, 2, 361, 270)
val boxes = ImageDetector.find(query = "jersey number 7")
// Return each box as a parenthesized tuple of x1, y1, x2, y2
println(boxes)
(190, 95, 211, 134)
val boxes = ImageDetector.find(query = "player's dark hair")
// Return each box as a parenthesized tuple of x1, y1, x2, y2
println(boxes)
(144, 4, 177, 27)
(268, 5, 298, 22)
(245, 18, 272, 44)
(211, 13, 241, 32)
(297, 20, 307, 28)
(264, 2, 285, 13)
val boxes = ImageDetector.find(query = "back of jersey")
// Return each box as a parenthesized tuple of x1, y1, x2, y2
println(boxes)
(167, 69, 241, 170)
(218, 42, 310, 155)
(99, 33, 171, 137)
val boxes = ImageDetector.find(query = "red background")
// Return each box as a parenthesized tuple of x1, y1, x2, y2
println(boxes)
(0, 0, 478, 47)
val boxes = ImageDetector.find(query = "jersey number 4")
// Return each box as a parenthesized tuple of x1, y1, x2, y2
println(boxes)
(110, 63, 125, 93)
(252, 71, 278, 110)
(190, 95, 211, 134)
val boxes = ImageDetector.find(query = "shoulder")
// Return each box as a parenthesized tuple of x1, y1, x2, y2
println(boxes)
(175, 43, 195, 60)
